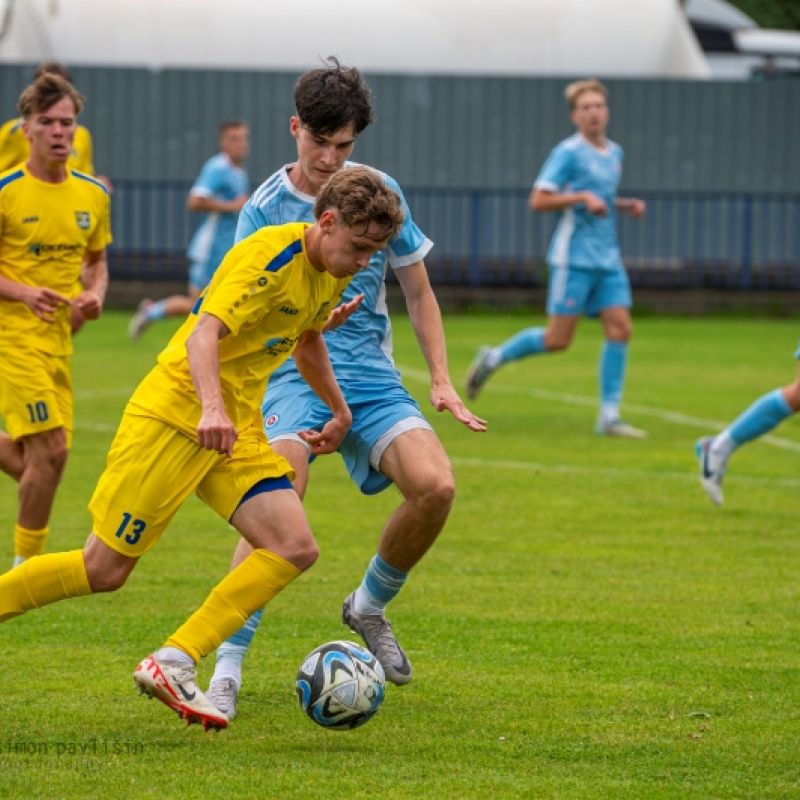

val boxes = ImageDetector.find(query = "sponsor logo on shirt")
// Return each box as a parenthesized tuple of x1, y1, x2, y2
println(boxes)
(262, 336, 297, 357)
(22, 216, 39, 224)
(279, 305, 298, 315)
(28, 242, 83, 257)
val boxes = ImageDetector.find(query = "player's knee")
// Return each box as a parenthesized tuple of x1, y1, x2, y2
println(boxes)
(544, 332, 572, 352)
(85, 560, 130, 593)
(416, 469, 455, 517)
(606, 320, 632, 343)
(783, 381, 800, 412)
(290, 538, 320, 572)
(28, 439, 68, 480)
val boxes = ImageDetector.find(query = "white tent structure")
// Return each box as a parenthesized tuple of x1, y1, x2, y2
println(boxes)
(0, 0, 710, 78)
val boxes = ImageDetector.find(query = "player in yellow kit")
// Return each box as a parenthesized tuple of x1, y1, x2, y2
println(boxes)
(0, 166, 405, 732)
(0, 63, 95, 175)
(0, 72, 111, 569)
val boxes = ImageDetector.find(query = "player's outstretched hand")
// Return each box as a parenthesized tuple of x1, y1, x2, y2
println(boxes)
(298, 413, 352, 455)
(72, 289, 103, 321)
(23, 286, 70, 323)
(197, 409, 238, 456)
(322, 294, 365, 334)
(430, 383, 487, 432)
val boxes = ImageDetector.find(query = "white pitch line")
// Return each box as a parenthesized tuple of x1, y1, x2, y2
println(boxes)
(450, 455, 800, 489)
(397, 365, 800, 454)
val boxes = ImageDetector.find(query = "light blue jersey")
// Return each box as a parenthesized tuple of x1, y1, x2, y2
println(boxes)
(237, 162, 433, 385)
(535, 133, 624, 271)
(187, 153, 249, 276)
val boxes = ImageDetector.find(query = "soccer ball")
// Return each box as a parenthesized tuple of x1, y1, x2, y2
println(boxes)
(296, 640, 385, 730)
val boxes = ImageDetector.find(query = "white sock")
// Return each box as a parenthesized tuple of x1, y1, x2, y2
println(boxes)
(600, 403, 619, 425)
(156, 646, 194, 665)
(211, 659, 242, 688)
(485, 348, 502, 370)
(710, 430, 736, 460)
(12, 555, 26, 568)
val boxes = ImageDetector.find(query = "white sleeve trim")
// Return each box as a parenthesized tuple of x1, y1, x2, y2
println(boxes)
(189, 187, 214, 198)
(387, 237, 434, 269)
(533, 180, 559, 192)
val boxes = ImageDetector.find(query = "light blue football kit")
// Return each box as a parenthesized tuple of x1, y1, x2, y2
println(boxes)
(696, 338, 799, 505)
(211, 163, 435, 690)
(187, 153, 249, 290)
(536, 133, 630, 316)
(468, 132, 640, 432)
(238, 162, 435, 495)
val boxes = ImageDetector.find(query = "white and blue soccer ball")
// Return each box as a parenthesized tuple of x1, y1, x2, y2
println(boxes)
(296, 640, 385, 730)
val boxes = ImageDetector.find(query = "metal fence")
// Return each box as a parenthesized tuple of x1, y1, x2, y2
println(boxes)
(109, 181, 800, 291)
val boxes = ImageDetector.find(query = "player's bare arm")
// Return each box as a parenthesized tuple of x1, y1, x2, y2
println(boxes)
(531, 187, 608, 216)
(0, 272, 69, 323)
(186, 312, 238, 456)
(188, 193, 249, 214)
(615, 197, 646, 218)
(396, 261, 487, 433)
(73, 247, 107, 320)
(292, 328, 353, 455)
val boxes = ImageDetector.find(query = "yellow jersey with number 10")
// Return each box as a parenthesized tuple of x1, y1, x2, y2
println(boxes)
(0, 165, 112, 355)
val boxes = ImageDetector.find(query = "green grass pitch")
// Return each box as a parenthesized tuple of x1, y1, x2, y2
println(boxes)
(1, 311, 799, 799)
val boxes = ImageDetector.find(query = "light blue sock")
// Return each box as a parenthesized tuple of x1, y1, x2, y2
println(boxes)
(145, 300, 168, 322)
(353, 554, 409, 616)
(599, 341, 628, 423)
(495, 327, 548, 366)
(726, 388, 793, 447)
(212, 607, 264, 686)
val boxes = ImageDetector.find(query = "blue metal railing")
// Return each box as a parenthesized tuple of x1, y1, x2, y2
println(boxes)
(108, 181, 800, 290)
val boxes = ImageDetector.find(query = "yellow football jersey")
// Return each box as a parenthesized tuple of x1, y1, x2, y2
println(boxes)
(0, 117, 94, 174)
(0, 165, 112, 355)
(127, 222, 350, 437)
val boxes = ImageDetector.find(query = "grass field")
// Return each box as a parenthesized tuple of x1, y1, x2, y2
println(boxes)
(1, 311, 799, 799)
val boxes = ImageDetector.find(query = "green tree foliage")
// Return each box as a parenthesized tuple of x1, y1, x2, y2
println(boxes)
(725, 0, 800, 30)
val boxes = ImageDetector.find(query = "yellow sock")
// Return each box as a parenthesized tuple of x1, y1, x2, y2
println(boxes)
(0, 550, 91, 623)
(165, 549, 302, 662)
(14, 524, 49, 559)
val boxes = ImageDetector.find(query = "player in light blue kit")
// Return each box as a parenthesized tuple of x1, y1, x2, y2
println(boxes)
(696, 344, 800, 505)
(206, 59, 485, 718)
(129, 120, 250, 339)
(467, 79, 647, 438)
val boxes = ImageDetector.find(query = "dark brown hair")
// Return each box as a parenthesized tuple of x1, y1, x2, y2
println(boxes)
(294, 57, 373, 137)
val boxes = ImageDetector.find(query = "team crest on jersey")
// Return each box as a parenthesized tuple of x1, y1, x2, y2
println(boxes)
(265, 414, 279, 428)
(75, 211, 90, 230)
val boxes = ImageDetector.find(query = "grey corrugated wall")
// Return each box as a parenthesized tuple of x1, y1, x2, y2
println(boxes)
(1, 64, 798, 192)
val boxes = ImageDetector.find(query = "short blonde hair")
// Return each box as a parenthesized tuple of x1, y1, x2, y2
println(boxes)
(565, 79, 608, 111)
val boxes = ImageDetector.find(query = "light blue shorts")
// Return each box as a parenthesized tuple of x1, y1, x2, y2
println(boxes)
(188, 259, 216, 292)
(795, 338, 800, 359)
(262, 378, 433, 495)
(546, 264, 632, 317)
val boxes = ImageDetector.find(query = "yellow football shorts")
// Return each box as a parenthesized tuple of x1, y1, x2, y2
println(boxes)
(0, 346, 73, 447)
(89, 412, 295, 557)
